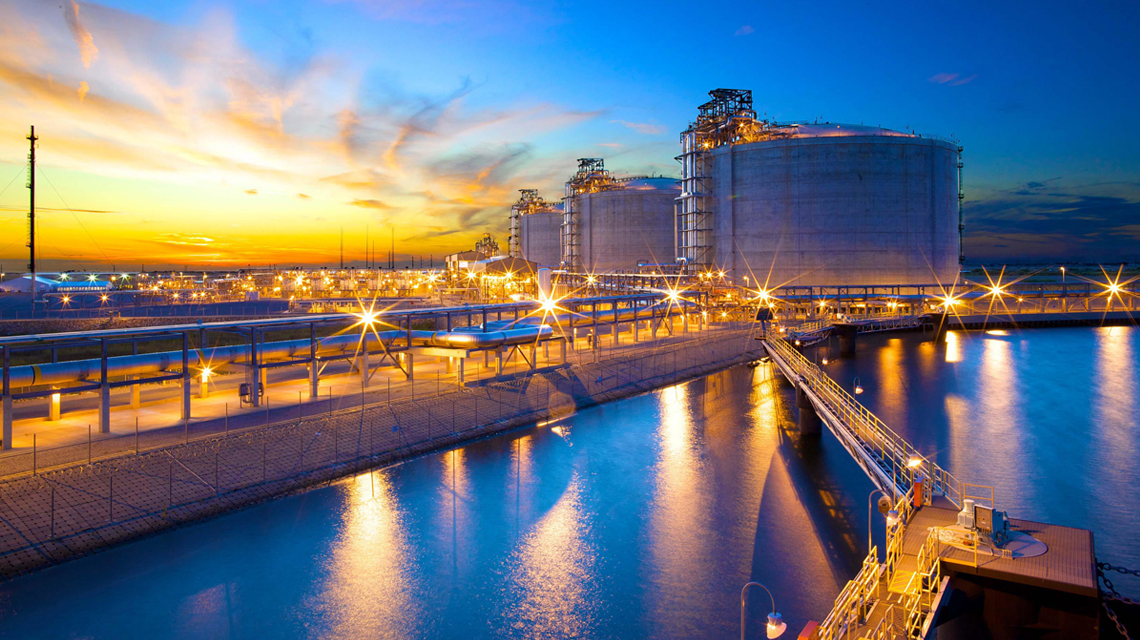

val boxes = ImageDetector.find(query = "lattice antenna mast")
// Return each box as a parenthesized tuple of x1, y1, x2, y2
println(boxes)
(26, 125, 37, 300)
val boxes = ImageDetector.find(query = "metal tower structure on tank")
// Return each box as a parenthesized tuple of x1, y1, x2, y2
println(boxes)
(676, 89, 796, 274)
(561, 158, 620, 272)
(509, 189, 556, 259)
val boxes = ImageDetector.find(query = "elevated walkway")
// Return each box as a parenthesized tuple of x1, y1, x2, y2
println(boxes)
(761, 334, 1098, 639)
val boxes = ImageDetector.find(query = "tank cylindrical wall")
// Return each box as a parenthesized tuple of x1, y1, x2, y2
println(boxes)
(520, 210, 562, 268)
(711, 136, 959, 286)
(578, 180, 678, 273)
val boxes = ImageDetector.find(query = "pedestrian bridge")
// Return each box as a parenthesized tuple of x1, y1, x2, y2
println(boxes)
(761, 334, 1098, 639)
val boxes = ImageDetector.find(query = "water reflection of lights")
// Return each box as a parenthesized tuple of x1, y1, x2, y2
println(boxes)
(944, 331, 961, 363)
(310, 470, 423, 636)
(647, 383, 715, 630)
(985, 329, 1009, 336)
(1093, 328, 1136, 468)
(500, 476, 598, 638)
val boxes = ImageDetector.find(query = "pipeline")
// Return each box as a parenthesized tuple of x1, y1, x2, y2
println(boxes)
(7, 325, 552, 388)
(4, 298, 695, 389)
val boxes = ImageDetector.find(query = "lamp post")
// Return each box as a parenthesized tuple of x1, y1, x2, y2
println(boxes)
(867, 489, 900, 557)
(853, 376, 864, 395)
(740, 582, 786, 639)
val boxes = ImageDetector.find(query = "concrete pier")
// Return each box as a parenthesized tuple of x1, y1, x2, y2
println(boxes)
(796, 382, 821, 435)
(835, 323, 858, 355)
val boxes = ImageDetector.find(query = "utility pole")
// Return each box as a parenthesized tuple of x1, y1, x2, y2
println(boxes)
(27, 125, 37, 300)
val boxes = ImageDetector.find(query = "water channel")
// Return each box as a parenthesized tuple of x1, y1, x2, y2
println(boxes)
(0, 326, 1135, 638)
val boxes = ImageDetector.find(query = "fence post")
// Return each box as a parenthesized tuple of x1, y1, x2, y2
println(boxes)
(168, 461, 172, 510)
(50, 485, 55, 539)
(88, 425, 92, 465)
(32, 433, 36, 475)
(215, 450, 219, 494)
(184, 419, 188, 445)
(262, 435, 267, 482)
(109, 474, 113, 522)
(135, 418, 139, 455)
(225, 403, 229, 436)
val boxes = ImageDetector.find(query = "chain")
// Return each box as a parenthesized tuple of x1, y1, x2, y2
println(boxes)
(1103, 598, 1132, 640)
(1098, 560, 1139, 638)
(1099, 562, 1140, 605)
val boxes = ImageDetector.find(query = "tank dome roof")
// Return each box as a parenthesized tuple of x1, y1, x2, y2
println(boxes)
(620, 177, 680, 190)
(785, 123, 914, 138)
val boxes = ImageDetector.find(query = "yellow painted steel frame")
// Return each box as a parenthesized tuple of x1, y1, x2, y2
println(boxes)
(816, 548, 883, 640)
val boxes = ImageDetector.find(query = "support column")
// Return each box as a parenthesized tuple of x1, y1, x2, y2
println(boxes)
(130, 342, 140, 408)
(100, 338, 111, 433)
(456, 358, 465, 387)
(181, 332, 191, 421)
(2, 346, 11, 450)
(49, 389, 61, 421)
(446, 356, 455, 374)
(496, 350, 504, 376)
(359, 344, 370, 388)
(529, 344, 537, 370)
(403, 352, 415, 381)
(560, 338, 567, 364)
(248, 326, 259, 406)
(796, 383, 821, 436)
(836, 324, 858, 356)
(199, 371, 209, 398)
(309, 323, 319, 399)
(611, 321, 618, 345)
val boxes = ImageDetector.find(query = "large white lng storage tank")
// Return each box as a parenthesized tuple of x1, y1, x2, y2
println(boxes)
(678, 89, 962, 287)
(560, 158, 679, 273)
(510, 189, 562, 267)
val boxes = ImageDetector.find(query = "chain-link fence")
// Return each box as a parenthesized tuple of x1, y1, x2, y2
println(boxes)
(0, 327, 762, 578)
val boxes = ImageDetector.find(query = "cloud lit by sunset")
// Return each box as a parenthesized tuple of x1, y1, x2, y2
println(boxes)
(0, 0, 1137, 268)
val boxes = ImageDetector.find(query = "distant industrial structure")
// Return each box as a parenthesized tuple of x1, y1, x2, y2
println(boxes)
(508, 88, 963, 287)
(511, 159, 679, 273)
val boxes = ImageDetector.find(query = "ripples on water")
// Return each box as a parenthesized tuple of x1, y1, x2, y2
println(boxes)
(0, 326, 1135, 638)
(816, 326, 1140, 576)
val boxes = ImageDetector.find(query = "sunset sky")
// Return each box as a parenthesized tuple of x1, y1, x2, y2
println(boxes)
(0, 0, 1137, 270)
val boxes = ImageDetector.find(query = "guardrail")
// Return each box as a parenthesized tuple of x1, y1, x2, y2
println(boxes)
(763, 336, 961, 506)
(817, 548, 883, 640)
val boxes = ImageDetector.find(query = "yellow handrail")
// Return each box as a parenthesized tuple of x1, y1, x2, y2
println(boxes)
(764, 337, 962, 507)
(816, 548, 882, 640)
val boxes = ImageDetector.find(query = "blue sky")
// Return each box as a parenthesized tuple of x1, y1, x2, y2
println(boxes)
(0, 0, 1137, 267)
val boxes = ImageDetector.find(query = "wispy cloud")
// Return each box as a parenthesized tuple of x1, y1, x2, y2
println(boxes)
(350, 198, 392, 209)
(63, 1, 98, 68)
(928, 72, 977, 86)
(0, 0, 600, 266)
(735, 25, 754, 36)
(611, 120, 666, 135)
(965, 179, 1140, 261)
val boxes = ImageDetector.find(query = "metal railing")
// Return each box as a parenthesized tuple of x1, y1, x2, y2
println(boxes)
(764, 336, 962, 507)
(817, 547, 883, 640)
